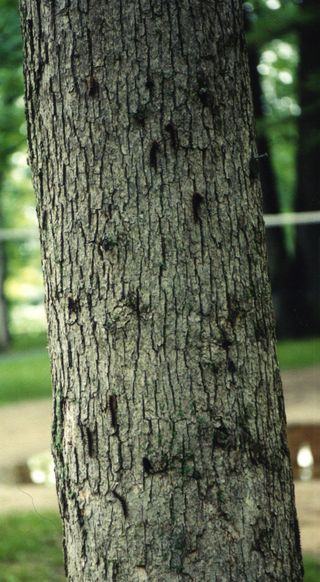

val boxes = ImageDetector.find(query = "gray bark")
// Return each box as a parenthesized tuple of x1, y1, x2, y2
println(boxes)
(20, 1, 303, 580)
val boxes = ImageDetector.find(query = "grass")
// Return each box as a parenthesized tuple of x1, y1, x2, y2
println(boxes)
(304, 556, 320, 582)
(0, 511, 318, 581)
(0, 347, 51, 405)
(9, 331, 48, 352)
(277, 336, 320, 370)
(0, 511, 65, 581)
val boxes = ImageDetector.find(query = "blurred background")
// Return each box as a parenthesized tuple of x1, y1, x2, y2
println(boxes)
(0, 0, 319, 580)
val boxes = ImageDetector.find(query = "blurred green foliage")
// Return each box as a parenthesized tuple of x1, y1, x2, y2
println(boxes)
(0, 0, 36, 224)
(245, 0, 300, 212)
(0, 0, 24, 179)
(0, 0, 41, 341)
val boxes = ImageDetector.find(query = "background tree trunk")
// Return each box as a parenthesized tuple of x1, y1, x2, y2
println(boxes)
(0, 239, 10, 350)
(286, 0, 320, 336)
(245, 14, 289, 337)
(20, 1, 303, 580)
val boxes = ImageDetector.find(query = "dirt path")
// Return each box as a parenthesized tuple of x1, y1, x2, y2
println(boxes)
(0, 399, 52, 468)
(0, 398, 58, 514)
(0, 367, 319, 556)
(281, 366, 320, 424)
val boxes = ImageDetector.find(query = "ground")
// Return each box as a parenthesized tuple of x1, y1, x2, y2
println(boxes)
(0, 367, 319, 556)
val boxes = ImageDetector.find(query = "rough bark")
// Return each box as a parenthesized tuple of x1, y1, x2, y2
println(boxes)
(20, 1, 303, 580)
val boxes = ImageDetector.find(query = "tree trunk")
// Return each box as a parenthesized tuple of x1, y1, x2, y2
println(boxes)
(286, 0, 320, 336)
(0, 177, 10, 353)
(20, 1, 303, 580)
(0, 240, 10, 350)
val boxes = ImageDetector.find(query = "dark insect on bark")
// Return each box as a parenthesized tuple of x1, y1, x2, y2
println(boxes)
(142, 456, 169, 475)
(100, 235, 117, 252)
(213, 427, 236, 450)
(165, 121, 179, 150)
(227, 359, 236, 374)
(197, 71, 214, 107)
(132, 104, 148, 128)
(198, 86, 213, 107)
(68, 297, 80, 316)
(86, 427, 97, 458)
(220, 335, 233, 350)
(133, 110, 146, 128)
(85, 76, 99, 97)
(41, 209, 48, 230)
(125, 289, 141, 314)
(67, 341, 73, 368)
(142, 457, 153, 474)
(109, 394, 118, 432)
(145, 77, 155, 91)
(150, 141, 160, 171)
(192, 192, 204, 222)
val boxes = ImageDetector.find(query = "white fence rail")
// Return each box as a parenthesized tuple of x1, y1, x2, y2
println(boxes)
(0, 228, 38, 241)
(264, 211, 320, 227)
